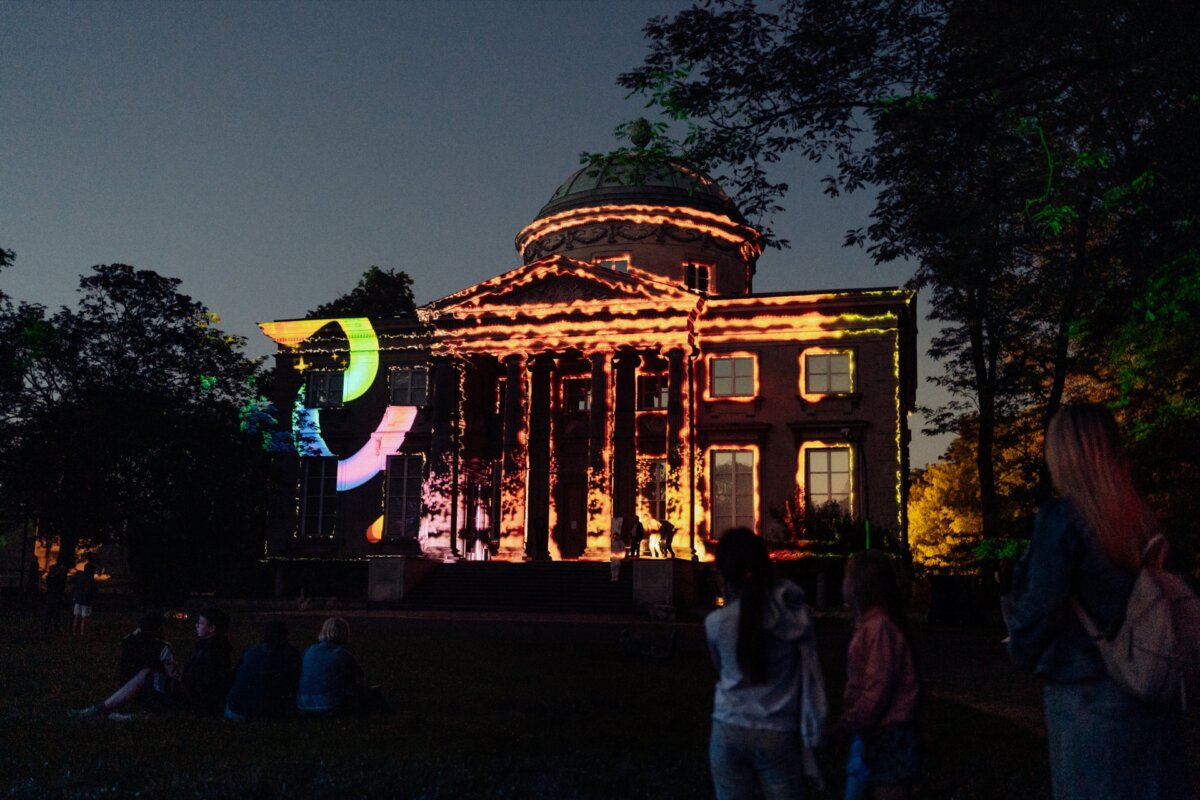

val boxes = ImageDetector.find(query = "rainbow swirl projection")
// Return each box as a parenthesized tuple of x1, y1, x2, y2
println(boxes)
(259, 318, 379, 402)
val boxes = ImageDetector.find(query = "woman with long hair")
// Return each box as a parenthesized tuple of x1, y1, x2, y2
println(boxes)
(705, 527, 827, 799)
(1009, 403, 1191, 799)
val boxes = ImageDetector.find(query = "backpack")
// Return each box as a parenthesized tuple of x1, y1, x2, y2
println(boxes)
(1073, 535, 1200, 708)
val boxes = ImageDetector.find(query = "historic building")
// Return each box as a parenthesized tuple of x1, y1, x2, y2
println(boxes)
(260, 159, 917, 567)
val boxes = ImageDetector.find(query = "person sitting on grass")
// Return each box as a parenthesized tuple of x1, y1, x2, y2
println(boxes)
(297, 617, 364, 716)
(225, 620, 302, 720)
(71, 611, 180, 719)
(181, 607, 233, 716)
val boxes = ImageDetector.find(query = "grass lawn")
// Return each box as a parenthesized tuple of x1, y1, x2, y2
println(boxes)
(0, 608, 1051, 799)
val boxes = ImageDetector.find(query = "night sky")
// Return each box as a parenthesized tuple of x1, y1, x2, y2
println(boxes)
(2, 0, 949, 464)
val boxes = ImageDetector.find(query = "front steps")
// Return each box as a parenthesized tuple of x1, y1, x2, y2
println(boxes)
(397, 560, 639, 614)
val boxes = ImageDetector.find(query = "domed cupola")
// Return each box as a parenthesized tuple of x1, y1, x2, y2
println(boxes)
(515, 130, 763, 295)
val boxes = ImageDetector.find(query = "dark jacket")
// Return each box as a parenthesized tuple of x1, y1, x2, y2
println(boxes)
(71, 572, 97, 606)
(1008, 498, 1137, 683)
(297, 641, 362, 714)
(225, 643, 302, 719)
(182, 634, 233, 715)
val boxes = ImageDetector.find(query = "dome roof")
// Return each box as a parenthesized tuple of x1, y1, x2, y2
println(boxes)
(533, 157, 747, 223)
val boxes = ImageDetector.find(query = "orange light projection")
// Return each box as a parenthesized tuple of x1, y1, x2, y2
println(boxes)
(515, 204, 763, 257)
(798, 347, 856, 402)
(588, 358, 614, 551)
(703, 445, 761, 543)
(797, 441, 856, 518)
(366, 515, 384, 543)
(702, 351, 759, 402)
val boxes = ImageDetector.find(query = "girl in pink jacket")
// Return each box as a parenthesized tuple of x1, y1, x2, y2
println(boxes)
(835, 550, 921, 800)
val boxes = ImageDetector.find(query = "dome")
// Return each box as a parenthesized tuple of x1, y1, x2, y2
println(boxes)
(515, 154, 763, 293)
(532, 157, 747, 223)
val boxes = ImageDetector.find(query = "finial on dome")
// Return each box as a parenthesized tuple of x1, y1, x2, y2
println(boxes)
(628, 118, 653, 150)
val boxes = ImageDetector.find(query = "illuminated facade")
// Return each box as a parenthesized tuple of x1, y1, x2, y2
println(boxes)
(261, 160, 917, 564)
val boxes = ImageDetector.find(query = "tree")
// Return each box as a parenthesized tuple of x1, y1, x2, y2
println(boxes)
(612, 0, 1200, 539)
(1, 265, 270, 599)
(307, 266, 417, 319)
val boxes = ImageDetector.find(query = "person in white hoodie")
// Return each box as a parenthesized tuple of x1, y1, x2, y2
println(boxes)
(705, 527, 828, 800)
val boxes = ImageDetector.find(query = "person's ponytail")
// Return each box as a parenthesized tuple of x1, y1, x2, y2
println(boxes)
(716, 527, 775, 685)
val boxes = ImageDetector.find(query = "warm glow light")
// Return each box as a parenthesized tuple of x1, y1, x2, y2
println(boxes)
(703, 444, 761, 540)
(894, 333, 904, 533)
(797, 441, 856, 518)
(701, 350, 759, 403)
(265, 257, 913, 563)
(587, 359, 614, 555)
(515, 204, 762, 256)
(798, 346, 856, 402)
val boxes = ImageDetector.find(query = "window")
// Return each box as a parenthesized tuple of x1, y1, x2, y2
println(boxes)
(711, 449, 755, 533)
(684, 262, 710, 293)
(306, 372, 343, 408)
(390, 367, 428, 406)
(710, 356, 755, 398)
(593, 256, 630, 272)
(805, 447, 852, 511)
(638, 373, 669, 410)
(646, 459, 667, 521)
(804, 351, 853, 394)
(560, 377, 590, 412)
(384, 455, 423, 540)
(299, 457, 338, 538)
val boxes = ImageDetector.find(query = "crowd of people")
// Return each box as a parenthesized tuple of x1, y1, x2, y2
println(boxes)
(702, 403, 1193, 800)
(71, 612, 373, 721)
(56, 403, 1194, 799)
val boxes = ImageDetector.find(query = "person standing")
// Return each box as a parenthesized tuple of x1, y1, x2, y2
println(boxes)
(834, 550, 921, 800)
(659, 519, 676, 559)
(609, 517, 626, 581)
(630, 515, 645, 558)
(1008, 404, 1192, 799)
(71, 563, 98, 636)
(705, 527, 827, 800)
(43, 563, 68, 634)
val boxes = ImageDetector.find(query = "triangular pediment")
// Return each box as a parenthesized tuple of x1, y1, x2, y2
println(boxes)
(426, 255, 695, 314)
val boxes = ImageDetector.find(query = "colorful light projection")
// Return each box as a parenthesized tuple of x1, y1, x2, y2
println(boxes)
(265, 318, 418, 543)
(259, 318, 379, 402)
(292, 388, 334, 457)
(337, 406, 419, 491)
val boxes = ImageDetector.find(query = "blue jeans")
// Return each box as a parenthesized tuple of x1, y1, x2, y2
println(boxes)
(1043, 678, 1191, 800)
(709, 719, 806, 800)
(844, 736, 870, 800)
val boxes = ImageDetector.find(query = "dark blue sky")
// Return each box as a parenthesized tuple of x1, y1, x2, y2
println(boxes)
(2, 0, 948, 463)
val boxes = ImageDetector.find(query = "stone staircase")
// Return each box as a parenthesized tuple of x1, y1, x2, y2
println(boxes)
(398, 561, 638, 614)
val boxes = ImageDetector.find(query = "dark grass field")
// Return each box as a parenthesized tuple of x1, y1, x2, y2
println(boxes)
(1, 608, 1058, 799)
